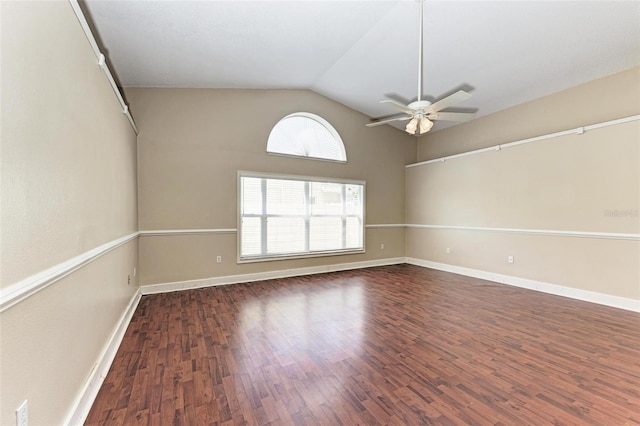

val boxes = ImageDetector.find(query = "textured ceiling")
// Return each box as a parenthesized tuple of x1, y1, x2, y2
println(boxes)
(84, 0, 640, 133)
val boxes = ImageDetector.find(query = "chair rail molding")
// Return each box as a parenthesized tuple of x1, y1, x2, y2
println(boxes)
(406, 224, 640, 241)
(0, 232, 139, 312)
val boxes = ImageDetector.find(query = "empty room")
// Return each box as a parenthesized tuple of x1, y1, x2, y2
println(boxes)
(1, 0, 639, 424)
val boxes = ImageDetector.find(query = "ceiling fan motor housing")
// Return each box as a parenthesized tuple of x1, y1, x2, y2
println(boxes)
(408, 100, 432, 111)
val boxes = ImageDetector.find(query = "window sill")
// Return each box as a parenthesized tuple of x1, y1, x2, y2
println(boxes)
(238, 248, 365, 264)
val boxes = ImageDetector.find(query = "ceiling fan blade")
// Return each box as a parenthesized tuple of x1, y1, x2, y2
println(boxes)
(429, 112, 475, 122)
(380, 100, 415, 115)
(366, 116, 411, 127)
(427, 90, 472, 113)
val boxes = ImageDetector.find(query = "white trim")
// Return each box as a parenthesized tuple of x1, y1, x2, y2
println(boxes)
(68, 0, 100, 58)
(63, 290, 142, 426)
(139, 225, 639, 241)
(139, 225, 403, 236)
(68, 0, 138, 134)
(267, 152, 347, 164)
(406, 258, 640, 313)
(140, 257, 406, 295)
(0, 232, 140, 312)
(406, 115, 640, 168)
(406, 224, 640, 241)
(238, 170, 365, 185)
(139, 228, 237, 236)
(237, 248, 366, 264)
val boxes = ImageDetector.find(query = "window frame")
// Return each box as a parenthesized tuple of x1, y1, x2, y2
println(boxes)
(237, 171, 366, 263)
(266, 112, 347, 163)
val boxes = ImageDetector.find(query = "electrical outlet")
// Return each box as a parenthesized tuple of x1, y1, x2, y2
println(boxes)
(216, 256, 222, 263)
(446, 247, 451, 254)
(16, 400, 27, 426)
(508, 256, 514, 264)
(133, 267, 137, 277)
(380, 244, 385, 250)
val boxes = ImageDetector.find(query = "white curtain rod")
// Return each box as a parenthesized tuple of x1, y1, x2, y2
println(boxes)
(68, 0, 138, 134)
(406, 114, 639, 169)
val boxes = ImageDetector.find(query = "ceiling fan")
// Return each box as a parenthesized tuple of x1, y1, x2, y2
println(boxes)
(366, 0, 475, 135)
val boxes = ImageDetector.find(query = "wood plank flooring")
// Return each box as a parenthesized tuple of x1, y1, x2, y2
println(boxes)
(85, 265, 640, 425)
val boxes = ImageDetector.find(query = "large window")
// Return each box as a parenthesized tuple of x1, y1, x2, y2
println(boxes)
(238, 172, 365, 261)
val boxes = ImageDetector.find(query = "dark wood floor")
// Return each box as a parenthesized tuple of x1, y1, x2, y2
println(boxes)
(86, 264, 640, 425)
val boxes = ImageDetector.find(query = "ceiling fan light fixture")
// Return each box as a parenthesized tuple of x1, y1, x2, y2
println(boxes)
(419, 118, 433, 134)
(405, 118, 418, 134)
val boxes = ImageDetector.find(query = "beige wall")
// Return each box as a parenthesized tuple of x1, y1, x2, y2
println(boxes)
(127, 88, 415, 285)
(408, 67, 640, 301)
(1, 2, 138, 424)
(418, 67, 640, 161)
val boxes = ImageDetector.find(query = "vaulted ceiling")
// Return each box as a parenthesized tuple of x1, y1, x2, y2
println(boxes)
(84, 0, 640, 132)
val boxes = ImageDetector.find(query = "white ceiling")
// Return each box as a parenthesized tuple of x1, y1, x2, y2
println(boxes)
(83, 0, 640, 132)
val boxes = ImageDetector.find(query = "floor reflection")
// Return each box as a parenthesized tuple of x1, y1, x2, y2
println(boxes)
(237, 277, 365, 372)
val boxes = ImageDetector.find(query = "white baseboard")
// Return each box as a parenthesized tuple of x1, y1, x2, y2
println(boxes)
(64, 289, 142, 426)
(140, 257, 406, 295)
(406, 257, 640, 313)
(141, 257, 639, 312)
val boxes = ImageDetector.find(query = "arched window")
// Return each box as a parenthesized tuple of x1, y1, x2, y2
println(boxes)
(267, 112, 347, 162)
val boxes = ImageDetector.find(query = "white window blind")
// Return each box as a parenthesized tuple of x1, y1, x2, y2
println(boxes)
(239, 173, 365, 261)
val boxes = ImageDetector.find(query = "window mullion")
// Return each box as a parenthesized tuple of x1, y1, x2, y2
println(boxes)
(261, 178, 268, 255)
(341, 184, 347, 249)
(304, 181, 310, 253)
